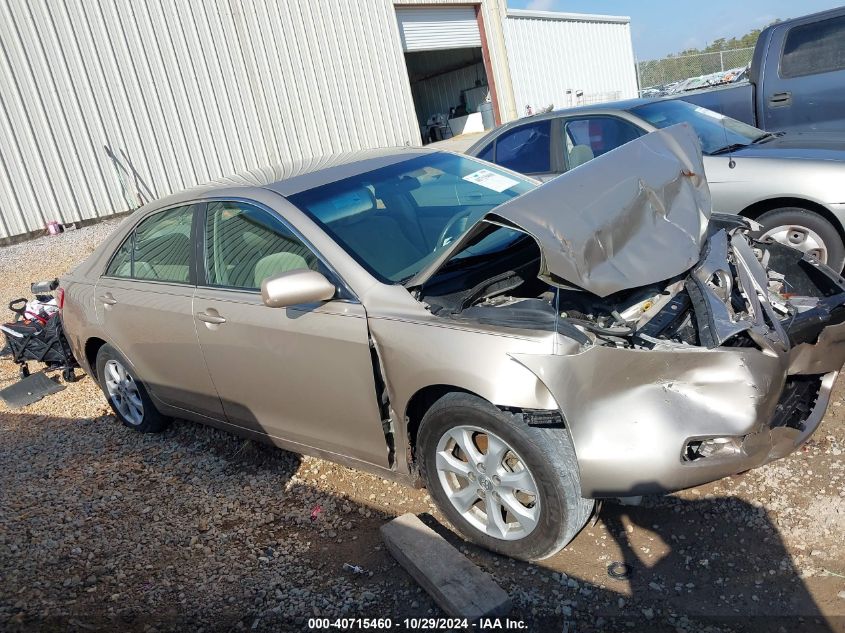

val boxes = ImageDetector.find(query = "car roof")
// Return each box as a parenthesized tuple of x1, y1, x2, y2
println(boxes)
(150, 146, 441, 208)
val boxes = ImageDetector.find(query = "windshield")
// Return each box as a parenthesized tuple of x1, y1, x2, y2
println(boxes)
(631, 100, 764, 154)
(286, 153, 535, 283)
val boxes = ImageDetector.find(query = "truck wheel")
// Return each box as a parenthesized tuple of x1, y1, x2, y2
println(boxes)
(756, 208, 844, 272)
(418, 392, 593, 561)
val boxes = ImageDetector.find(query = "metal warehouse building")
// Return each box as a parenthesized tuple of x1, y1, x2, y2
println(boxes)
(0, 1, 636, 242)
(504, 9, 638, 113)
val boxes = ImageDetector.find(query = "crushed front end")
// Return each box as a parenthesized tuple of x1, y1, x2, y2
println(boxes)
(414, 124, 845, 498)
(512, 217, 845, 496)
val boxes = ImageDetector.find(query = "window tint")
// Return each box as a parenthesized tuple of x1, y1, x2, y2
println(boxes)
(563, 117, 642, 169)
(105, 205, 194, 283)
(205, 201, 318, 290)
(105, 235, 133, 278)
(476, 142, 494, 162)
(781, 15, 845, 79)
(493, 120, 551, 174)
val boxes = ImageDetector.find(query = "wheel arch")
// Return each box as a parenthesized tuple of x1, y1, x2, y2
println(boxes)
(404, 385, 478, 467)
(403, 384, 569, 469)
(84, 337, 108, 379)
(739, 197, 845, 242)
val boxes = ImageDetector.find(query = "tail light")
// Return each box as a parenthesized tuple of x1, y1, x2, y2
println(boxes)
(56, 287, 65, 310)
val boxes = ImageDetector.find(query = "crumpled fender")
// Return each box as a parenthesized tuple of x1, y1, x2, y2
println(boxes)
(788, 320, 845, 374)
(510, 345, 787, 496)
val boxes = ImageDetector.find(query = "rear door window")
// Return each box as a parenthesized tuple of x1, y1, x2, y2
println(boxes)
(475, 142, 494, 162)
(780, 15, 845, 78)
(105, 205, 195, 284)
(562, 116, 643, 170)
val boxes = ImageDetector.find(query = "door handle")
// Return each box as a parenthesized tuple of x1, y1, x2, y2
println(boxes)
(196, 311, 227, 324)
(769, 91, 792, 107)
(99, 293, 118, 306)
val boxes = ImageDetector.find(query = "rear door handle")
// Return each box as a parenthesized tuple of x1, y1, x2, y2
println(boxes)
(769, 91, 792, 107)
(99, 293, 118, 306)
(196, 311, 227, 324)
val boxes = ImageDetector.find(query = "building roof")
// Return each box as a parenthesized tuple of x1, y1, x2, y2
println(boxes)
(506, 8, 630, 24)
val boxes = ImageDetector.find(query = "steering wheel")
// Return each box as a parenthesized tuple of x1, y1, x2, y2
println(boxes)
(435, 209, 473, 251)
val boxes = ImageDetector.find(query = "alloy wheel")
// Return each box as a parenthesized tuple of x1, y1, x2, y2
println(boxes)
(104, 359, 144, 426)
(434, 425, 540, 541)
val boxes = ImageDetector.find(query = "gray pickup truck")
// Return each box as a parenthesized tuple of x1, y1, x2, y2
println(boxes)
(674, 7, 845, 132)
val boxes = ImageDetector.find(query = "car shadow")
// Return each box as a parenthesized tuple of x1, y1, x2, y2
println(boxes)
(426, 491, 837, 633)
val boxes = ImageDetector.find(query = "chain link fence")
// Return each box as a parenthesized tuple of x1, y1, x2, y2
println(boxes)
(637, 47, 754, 95)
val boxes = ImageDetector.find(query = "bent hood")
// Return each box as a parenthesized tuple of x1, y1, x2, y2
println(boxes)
(414, 123, 711, 297)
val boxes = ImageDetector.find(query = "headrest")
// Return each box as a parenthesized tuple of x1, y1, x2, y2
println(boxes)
(254, 252, 309, 287)
(308, 187, 376, 224)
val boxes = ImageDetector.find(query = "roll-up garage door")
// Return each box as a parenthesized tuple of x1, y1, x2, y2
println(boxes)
(396, 7, 482, 52)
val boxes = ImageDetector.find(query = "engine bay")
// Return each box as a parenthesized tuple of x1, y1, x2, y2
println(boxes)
(418, 216, 845, 353)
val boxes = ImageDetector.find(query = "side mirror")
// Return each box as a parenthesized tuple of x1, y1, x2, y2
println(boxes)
(261, 269, 336, 308)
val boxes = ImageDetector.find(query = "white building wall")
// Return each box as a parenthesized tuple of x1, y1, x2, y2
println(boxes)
(0, 0, 423, 241)
(505, 9, 638, 114)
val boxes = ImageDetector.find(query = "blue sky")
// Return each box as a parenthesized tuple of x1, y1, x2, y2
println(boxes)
(507, 1, 845, 60)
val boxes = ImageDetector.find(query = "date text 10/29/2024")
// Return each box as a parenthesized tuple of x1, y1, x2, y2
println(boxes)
(307, 618, 529, 630)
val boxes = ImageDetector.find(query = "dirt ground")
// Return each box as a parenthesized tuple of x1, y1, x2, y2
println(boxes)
(1, 223, 844, 633)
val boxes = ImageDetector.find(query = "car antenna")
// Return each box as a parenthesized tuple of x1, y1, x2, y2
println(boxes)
(719, 110, 736, 169)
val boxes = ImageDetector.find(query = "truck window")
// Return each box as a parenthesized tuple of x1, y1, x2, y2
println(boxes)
(780, 15, 845, 79)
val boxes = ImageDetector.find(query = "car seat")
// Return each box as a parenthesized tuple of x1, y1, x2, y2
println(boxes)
(568, 145, 595, 169)
(254, 252, 310, 287)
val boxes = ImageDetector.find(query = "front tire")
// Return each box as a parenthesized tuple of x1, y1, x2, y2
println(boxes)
(418, 393, 593, 561)
(96, 344, 170, 433)
(756, 207, 845, 272)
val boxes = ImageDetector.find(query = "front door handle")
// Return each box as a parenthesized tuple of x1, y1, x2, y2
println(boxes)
(769, 91, 792, 107)
(196, 311, 227, 325)
(99, 293, 118, 306)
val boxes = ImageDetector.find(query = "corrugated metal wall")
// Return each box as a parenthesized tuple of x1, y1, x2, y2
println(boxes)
(504, 10, 638, 114)
(0, 0, 422, 241)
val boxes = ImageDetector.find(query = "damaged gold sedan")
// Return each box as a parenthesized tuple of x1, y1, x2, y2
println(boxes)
(61, 124, 845, 560)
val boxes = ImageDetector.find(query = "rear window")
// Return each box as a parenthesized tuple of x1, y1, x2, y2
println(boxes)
(781, 15, 845, 78)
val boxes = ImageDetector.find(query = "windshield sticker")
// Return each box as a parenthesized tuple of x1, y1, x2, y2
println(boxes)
(694, 106, 724, 120)
(463, 169, 520, 193)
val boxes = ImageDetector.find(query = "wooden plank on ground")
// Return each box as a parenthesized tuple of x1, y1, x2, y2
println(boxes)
(380, 513, 511, 621)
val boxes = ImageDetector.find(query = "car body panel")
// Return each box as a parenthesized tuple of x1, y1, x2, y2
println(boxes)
(192, 285, 391, 467)
(470, 124, 710, 297)
(95, 276, 225, 420)
(509, 227, 845, 496)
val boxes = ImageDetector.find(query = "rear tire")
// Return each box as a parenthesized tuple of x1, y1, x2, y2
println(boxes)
(418, 392, 593, 561)
(96, 344, 170, 433)
(755, 207, 845, 272)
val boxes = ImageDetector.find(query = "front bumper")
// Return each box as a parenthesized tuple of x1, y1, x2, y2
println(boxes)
(512, 229, 845, 498)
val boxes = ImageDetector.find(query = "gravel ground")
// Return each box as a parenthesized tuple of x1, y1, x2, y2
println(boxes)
(1, 222, 844, 633)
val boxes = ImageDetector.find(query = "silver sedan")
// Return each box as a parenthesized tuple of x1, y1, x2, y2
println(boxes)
(466, 99, 845, 270)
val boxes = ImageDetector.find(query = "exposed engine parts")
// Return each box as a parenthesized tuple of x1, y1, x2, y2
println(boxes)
(422, 217, 845, 356)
